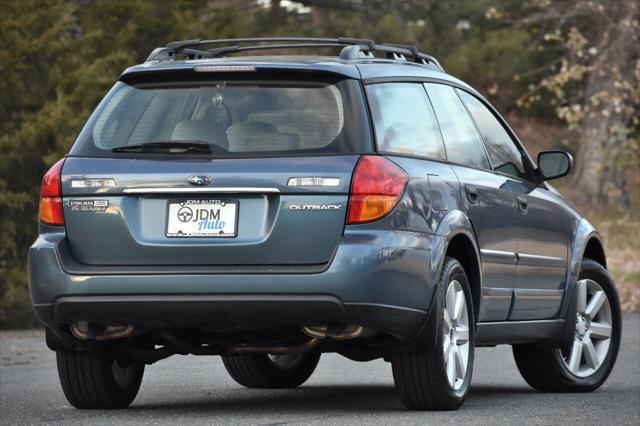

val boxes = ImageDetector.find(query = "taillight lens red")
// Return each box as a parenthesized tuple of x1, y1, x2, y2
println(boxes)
(347, 156, 408, 224)
(39, 158, 65, 226)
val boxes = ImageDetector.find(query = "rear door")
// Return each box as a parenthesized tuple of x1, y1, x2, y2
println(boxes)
(61, 74, 372, 267)
(424, 83, 519, 322)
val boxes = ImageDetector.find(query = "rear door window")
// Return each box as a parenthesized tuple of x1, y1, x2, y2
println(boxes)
(424, 83, 490, 170)
(70, 78, 372, 158)
(366, 83, 445, 160)
(457, 89, 528, 179)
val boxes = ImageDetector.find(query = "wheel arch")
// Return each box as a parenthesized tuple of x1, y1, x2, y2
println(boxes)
(414, 210, 483, 351)
(434, 210, 483, 321)
(559, 218, 608, 319)
(444, 234, 482, 323)
(583, 237, 607, 269)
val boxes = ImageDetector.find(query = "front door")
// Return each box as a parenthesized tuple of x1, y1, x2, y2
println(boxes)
(457, 89, 570, 320)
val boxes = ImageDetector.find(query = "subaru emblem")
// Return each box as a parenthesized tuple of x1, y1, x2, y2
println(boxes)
(187, 174, 212, 186)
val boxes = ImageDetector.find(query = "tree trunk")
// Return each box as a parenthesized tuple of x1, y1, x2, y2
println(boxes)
(572, 1, 639, 208)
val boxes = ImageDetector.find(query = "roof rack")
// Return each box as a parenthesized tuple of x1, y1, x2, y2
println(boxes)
(145, 37, 444, 71)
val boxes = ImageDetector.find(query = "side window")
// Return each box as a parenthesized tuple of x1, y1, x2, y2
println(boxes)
(366, 83, 445, 159)
(457, 90, 527, 179)
(424, 83, 490, 170)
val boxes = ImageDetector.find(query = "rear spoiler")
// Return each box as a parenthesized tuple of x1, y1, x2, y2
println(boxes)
(119, 63, 361, 84)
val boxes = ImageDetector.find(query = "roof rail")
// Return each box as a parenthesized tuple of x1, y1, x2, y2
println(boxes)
(145, 37, 444, 71)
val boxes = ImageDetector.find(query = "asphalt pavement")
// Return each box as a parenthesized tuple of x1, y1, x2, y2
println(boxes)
(1, 314, 638, 425)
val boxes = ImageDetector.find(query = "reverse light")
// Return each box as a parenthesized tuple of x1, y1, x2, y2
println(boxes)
(347, 156, 408, 224)
(71, 178, 115, 189)
(39, 158, 65, 226)
(287, 177, 340, 187)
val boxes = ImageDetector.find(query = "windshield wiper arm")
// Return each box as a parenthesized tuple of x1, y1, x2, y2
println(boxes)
(112, 141, 212, 153)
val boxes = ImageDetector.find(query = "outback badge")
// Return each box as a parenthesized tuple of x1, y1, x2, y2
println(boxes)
(288, 203, 343, 211)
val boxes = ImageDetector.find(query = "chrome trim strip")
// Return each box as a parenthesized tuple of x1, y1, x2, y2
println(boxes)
(513, 288, 564, 301)
(123, 187, 280, 194)
(517, 253, 566, 268)
(480, 249, 518, 265)
(480, 249, 566, 268)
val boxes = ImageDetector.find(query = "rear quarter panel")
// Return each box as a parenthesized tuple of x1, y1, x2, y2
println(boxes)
(386, 156, 460, 234)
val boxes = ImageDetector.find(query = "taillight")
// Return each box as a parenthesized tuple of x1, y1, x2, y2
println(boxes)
(39, 158, 65, 226)
(347, 156, 408, 224)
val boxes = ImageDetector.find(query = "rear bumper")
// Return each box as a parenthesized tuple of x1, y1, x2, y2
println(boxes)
(29, 230, 444, 338)
(36, 295, 426, 337)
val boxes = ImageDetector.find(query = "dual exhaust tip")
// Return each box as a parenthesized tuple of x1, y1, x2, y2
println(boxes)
(71, 321, 134, 341)
(302, 324, 363, 340)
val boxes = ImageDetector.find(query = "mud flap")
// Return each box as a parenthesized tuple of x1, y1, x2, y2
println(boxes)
(557, 283, 578, 351)
(412, 280, 443, 352)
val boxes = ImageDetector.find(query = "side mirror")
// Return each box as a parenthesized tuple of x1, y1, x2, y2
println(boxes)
(537, 150, 572, 182)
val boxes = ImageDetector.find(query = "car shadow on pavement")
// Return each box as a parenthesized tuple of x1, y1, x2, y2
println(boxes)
(134, 385, 400, 412)
(131, 384, 537, 413)
(470, 385, 537, 395)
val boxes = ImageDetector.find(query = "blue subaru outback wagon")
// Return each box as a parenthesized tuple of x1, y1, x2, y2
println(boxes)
(29, 37, 621, 411)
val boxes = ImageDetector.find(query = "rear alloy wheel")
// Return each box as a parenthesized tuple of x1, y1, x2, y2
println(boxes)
(56, 350, 144, 409)
(392, 257, 474, 410)
(442, 279, 472, 390)
(222, 352, 320, 389)
(513, 259, 621, 392)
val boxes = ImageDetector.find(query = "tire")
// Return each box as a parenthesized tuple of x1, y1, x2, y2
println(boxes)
(392, 257, 475, 410)
(221, 352, 321, 389)
(56, 349, 145, 409)
(512, 258, 621, 392)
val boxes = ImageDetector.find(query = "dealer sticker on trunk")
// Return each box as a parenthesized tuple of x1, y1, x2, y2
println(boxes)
(166, 199, 238, 238)
(64, 199, 109, 212)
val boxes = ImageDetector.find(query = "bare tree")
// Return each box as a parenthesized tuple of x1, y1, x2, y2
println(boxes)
(521, 0, 639, 207)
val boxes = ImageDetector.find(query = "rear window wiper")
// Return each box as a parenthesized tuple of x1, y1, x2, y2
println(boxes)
(111, 141, 212, 154)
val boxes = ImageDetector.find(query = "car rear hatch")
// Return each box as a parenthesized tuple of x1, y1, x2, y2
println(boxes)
(60, 68, 372, 267)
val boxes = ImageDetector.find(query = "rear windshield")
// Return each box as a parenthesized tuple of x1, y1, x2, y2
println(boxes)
(70, 78, 372, 158)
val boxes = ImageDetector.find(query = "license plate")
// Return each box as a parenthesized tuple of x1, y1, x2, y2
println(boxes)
(166, 199, 238, 238)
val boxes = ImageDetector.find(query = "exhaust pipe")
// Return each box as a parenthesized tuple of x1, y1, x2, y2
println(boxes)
(302, 324, 363, 340)
(71, 321, 134, 341)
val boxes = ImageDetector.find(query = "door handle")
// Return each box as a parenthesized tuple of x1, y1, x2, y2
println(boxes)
(464, 185, 478, 204)
(516, 195, 528, 212)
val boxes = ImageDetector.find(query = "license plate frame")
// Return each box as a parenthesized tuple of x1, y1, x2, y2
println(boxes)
(165, 199, 239, 238)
